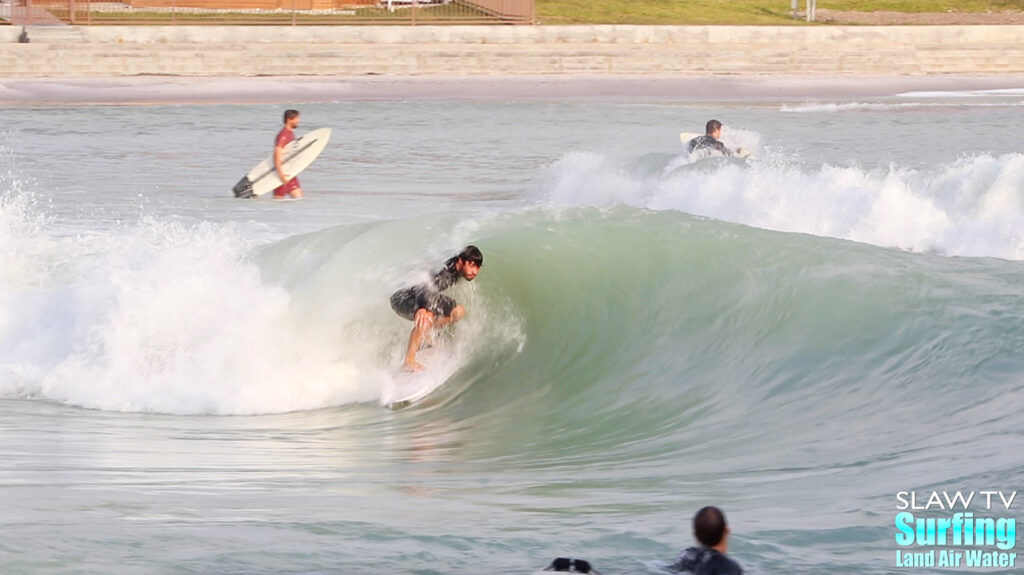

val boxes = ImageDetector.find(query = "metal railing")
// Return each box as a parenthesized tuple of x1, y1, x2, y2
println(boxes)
(3, 0, 534, 25)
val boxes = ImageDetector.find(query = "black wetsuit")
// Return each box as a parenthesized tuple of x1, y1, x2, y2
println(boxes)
(390, 257, 462, 321)
(669, 547, 743, 575)
(686, 135, 733, 157)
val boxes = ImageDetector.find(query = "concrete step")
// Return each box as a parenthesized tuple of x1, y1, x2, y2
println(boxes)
(21, 25, 87, 44)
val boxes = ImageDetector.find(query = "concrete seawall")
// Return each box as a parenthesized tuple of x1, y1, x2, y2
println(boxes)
(2, 24, 1023, 77)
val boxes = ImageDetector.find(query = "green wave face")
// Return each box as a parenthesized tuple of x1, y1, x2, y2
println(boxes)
(290, 207, 1023, 475)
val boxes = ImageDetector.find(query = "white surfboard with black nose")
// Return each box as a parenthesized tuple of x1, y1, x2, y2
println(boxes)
(232, 127, 332, 198)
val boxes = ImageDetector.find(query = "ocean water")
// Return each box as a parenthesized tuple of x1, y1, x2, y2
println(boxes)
(1, 88, 1023, 575)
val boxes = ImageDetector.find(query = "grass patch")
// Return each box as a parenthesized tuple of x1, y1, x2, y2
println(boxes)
(11, 0, 1021, 25)
(818, 0, 1021, 12)
(537, 0, 792, 25)
(535, 0, 1022, 24)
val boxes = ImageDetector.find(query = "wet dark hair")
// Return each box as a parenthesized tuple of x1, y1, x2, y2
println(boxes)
(705, 119, 723, 135)
(283, 109, 300, 123)
(457, 245, 483, 267)
(693, 506, 727, 548)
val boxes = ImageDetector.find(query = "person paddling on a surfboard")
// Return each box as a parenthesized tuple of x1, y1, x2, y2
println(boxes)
(685, 119, 738, 158)
(390, 246, 483, 372)
(273, 109, 303, 200)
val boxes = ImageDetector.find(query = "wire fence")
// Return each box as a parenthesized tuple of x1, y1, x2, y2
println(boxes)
(1, 0, 534, 25)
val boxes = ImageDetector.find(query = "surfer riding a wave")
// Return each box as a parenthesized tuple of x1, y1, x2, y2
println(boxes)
(390, 246, 483, 372)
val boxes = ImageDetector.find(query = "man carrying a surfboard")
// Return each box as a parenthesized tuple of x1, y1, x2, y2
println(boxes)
(685, 119, 737, 158)
(273, 109, 303, 199)
(390, 246, 484, 372)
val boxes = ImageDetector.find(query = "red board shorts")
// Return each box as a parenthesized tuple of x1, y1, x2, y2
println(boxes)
(273, 176, 301, 198)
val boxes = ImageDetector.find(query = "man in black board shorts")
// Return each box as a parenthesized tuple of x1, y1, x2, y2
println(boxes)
(390, 246, 483, 372)
(669, 506, 744, 575)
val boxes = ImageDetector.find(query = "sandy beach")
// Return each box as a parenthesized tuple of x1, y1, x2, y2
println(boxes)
(3, 74, 1024, 105)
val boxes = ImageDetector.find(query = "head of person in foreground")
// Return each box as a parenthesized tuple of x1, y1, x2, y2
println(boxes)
(693, 505, 730, 552)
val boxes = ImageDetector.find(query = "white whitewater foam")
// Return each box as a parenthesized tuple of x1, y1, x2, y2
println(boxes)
(0, 188, 524, 414)
(897, 88, 1024, 98)
(0, 206, 386, 414)
(781, 101, 1024, 113)
(546, 150, 1024, 260)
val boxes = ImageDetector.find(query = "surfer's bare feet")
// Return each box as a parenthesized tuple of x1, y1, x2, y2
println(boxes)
(402, 360, 426, 372)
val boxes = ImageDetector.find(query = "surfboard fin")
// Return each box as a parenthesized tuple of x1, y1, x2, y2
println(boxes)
(232, 176, 255, 199)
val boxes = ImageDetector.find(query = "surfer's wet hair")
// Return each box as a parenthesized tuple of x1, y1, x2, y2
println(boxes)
(693, 506, 727, 548)
(706, 119, 723, 135)
(283, 109, 300, 122)
(457, 245, 483, 267)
